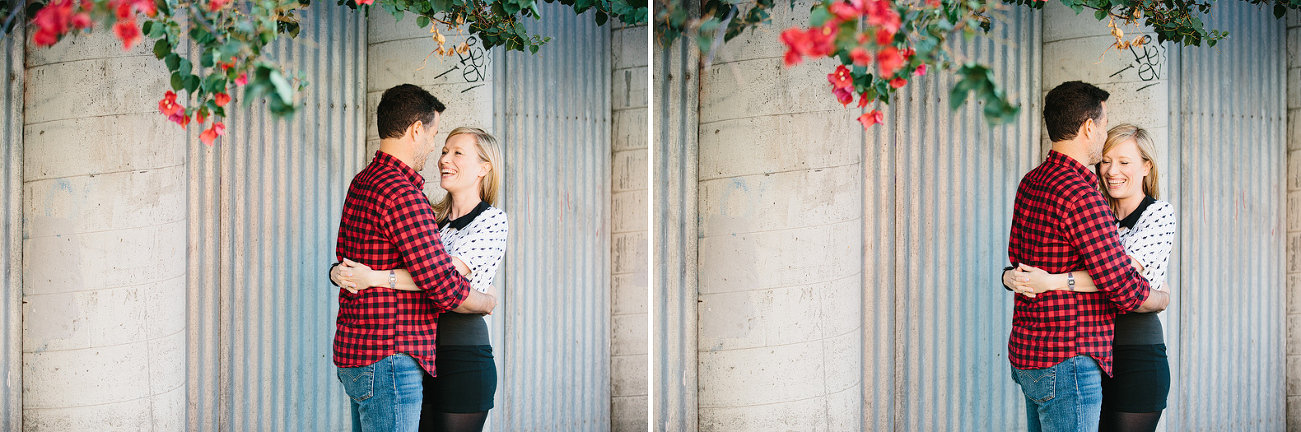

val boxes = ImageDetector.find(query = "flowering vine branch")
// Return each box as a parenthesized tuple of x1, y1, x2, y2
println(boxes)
(655, 0, 1301, 129)
(2, 0, 648, 145)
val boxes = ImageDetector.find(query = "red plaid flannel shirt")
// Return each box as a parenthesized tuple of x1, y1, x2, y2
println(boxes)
(333, 151, 470, 375)
(1007, 150, 1150, 376)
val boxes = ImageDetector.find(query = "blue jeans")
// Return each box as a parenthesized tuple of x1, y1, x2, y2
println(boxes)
(1010, 356, 1104, 432)
(337, 354, 426, 432)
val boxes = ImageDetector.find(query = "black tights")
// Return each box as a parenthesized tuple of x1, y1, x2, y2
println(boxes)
(1098, 409, 1162, 432)
(421, 410, 489, 432)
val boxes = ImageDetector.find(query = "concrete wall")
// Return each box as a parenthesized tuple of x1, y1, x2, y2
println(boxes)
(611, 22, 650, 432)
(695, 1, 863, 429)
(1285, 8, 1301, 430)
(22, 28, 187, 430)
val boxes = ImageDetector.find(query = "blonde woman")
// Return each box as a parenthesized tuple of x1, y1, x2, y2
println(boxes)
(334, 127, 508, 432)
(1004, 124, 1176, 432)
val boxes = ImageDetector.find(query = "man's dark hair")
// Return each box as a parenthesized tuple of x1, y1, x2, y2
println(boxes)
(377, 84, 446, 140)
(1042, 81, 1109, 142)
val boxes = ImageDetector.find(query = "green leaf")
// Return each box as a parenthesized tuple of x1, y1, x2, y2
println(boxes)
(417, 15, 430, 28)
(1094, 8, 1107, 20)
(810, 6, 830, 27)
(165, 53, 180, 71)
(268, 69, 294, 103)
(184, 75, 200, 93)
(1276, 3, 1287, 19)
(595, 11, 608, 25)
(171, 72, 183, 91)
(153, 40, 171, 60)
(178, 58, 192, 76)
(142, 21, 154, 36)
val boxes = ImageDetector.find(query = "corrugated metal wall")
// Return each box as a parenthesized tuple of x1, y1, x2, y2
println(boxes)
(493, 4, 612, 429)
(864, 7, 1040, 430)
(1171, 3, 1287, 430)
(652, 29, 699, 432)
(2, 21, 23, 432)
(187, 2, 365, 430)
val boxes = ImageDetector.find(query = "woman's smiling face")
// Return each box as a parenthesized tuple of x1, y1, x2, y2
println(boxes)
(1098, 138, 1151, 201)
(438, 134, 488, 195)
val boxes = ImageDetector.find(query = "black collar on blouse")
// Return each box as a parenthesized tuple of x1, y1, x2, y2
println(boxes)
(1117, 196, 1156, 230)
(441, 201, 489, 230)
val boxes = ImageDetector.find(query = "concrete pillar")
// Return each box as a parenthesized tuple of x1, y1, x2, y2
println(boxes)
(1285, 9, 1301, 429)
(695, 2, 863, 429)
(653, 26, 700, 432)
(1043, 3, 1173, 430)
(610, 22, 649, 432)
(1043, 2, 1171, 164)
(22, 28, 188, 430)
(366, 13, 494, 194)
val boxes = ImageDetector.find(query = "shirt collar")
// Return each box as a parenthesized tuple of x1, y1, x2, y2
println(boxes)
(441, 201, 489, 230)
(1117, 196, 1156, 229)
(373, 151, 424, 190)
(1046, 150, 1098, 184)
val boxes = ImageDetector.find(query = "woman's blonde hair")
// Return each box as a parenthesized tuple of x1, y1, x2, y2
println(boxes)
(432, 127, 503, 222)
(1098, 123, 1159, 216)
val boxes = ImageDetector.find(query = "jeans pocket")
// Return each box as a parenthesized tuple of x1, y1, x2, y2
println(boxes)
(337, 365, 376, 403)
(1015, 367, 1057, 403)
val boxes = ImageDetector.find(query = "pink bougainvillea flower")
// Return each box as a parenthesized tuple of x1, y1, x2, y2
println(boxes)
(31, 0, 74, 46)
(114, 19, 141, 51)
(200, 122, 226, 146)
(357, 0, 375, 5)
(858, 92, 871, 108)
(857, 110, 885, 129)
(70, 12, 91, 30)
(133, 0, 156, 16)
(850, 47, 872, 67)
(901, 47, 915, 59)
(890, 77, 907, 88)
(214, 92, 231, 106)
(914, 64, 928, 77)
(829, 1, 860, 21)
(195, 110, 207, 125)
(866, 0, 901, 34)
(827, 64, 853, 90)
(208, 0, 229, 12)
(235, 73, 248, 86)
(832, 86, 854, 106)
(168, 111, 191, 128)
(925, 0, 940, 6)
(875, 28, 894, 45)
(876, 46, 904, 78)
(807, 24, 837, 57)
(780, 28, 810, 66)
(159, 91, 181, 116)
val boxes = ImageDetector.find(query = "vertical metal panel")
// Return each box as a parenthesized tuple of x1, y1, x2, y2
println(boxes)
(652, 27, 699, 432)
(1, 22, 22, 432)
(494, 4, 611, 430)
(187, 2, 365, 430)
(1173, 3, 1286, 430)
(867, 7, 1040, 430)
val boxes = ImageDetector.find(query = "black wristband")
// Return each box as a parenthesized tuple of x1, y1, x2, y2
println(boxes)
(329, 262, 341, 287)
(1002, 265, 1015, 291)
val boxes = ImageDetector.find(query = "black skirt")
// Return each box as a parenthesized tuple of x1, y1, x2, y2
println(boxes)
(424, 345, 496, 413)
(1101, 344, 1170, 413)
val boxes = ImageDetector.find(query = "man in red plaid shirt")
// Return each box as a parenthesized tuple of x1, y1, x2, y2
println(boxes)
(1005, 81, 1169, 432)
(333, 84, 497, 432)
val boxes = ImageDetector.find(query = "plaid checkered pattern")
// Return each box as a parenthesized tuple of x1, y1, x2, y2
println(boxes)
(333, 151, 470, 375)
(1007, 150, 1150, 376)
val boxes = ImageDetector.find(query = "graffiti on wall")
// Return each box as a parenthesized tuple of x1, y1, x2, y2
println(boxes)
(1109, 35, 1165, 91)
(432, 36, 489, 92)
